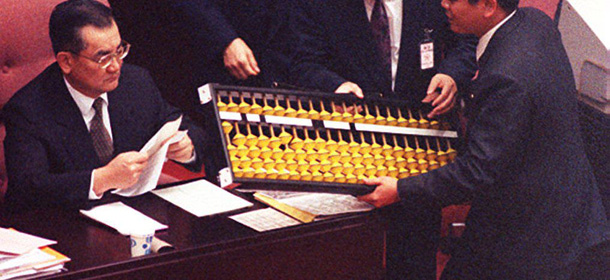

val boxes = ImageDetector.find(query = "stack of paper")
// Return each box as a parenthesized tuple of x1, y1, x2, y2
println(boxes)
(0, 228, 70, 280)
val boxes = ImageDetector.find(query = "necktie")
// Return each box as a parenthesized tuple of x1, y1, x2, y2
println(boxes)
(90, 98, 114, 164)
(371, 0, 392, 83)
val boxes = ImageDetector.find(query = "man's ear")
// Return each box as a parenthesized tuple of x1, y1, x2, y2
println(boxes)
(483, 0, 499, 17)
(56, 52, 74, 75)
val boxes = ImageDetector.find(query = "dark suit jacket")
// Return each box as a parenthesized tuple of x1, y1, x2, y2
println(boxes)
(3, 63, 207, 211)
(290, 0, 477, 103)
(171, 0, 295, 87)
(398, 8, 609, 279)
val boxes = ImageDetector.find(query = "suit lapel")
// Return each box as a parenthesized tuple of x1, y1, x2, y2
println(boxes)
(478, 9, 524, 68)
(44, 64, 101, 166)
(342, 0, 391, 94)
(107, 85, 138, 154)
(395, 0, 416, 91)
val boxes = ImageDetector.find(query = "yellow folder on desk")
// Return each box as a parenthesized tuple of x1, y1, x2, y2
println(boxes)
(36, 247, 70, 270)
(253, 192, 317, 223)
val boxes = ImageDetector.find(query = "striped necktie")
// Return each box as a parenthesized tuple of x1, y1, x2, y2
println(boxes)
(90, 98, 114, 164)
(371, 0, 392, 84)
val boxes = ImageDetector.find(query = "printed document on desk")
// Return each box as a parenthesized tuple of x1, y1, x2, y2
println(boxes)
(113, 116, 184, 197)
(228, 192, 374, 232)
(80, 202, 167, 235)
(259, 191, 374, 216)
(152, 179, 253, 217)
(229, 208, 301, 232)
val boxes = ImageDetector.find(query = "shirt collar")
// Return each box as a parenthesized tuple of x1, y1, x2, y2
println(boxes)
(63, 76, 109, 117)
(476, 10, 517, 61)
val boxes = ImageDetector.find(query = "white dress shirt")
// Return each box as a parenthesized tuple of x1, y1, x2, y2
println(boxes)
(364, 0, 403, 91)
(64, 77, 111, 200)
(476, 10, 517, 61)
(63, 77, 196, 200)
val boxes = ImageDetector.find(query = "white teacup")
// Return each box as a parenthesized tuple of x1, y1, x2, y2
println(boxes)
(130, 229, 155, 257)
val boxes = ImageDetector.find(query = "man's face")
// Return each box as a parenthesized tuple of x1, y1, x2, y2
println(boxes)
(64, 21, 123, 98)
(441, 0, 488, 37)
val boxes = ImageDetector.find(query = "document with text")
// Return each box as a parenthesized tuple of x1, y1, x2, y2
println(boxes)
(229, 192, 374, 232)
(113, 116, 184, 197)
(229, 208, 302, 232)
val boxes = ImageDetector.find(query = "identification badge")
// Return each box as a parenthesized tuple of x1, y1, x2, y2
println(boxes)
(420, 42, 434, 70)
(420, 28, 434, 70)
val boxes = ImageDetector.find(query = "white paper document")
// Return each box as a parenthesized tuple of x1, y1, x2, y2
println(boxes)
(0, 249, 55, 280)
(229, 208, 301, 232)
(79, 202, 167, 235)
(113, 116, 184, 197)
(229, 192, 374, 232)
(0, 248, 66, 280)
(152, 179, 253, 217)
(0, 228, 56, 255)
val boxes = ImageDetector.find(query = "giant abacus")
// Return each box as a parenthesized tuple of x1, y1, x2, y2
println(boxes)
(198, 84, 458, 195)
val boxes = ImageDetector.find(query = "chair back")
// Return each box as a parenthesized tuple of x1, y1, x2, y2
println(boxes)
(0, 0, 110, 202)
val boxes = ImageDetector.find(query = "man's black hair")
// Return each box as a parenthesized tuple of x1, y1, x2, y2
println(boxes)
(49, 0, 115, 55)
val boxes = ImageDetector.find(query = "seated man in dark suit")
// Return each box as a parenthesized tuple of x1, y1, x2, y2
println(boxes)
(2, 0, 207, 211)
(360, 0, 609, 279)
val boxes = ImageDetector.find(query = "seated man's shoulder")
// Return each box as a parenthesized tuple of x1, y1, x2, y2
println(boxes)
(3, 65, 60, 118)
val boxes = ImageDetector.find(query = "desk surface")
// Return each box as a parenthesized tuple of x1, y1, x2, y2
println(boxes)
(0, 182, 385, 280)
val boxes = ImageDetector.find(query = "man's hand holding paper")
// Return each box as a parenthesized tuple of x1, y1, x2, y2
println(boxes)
(167, 131, 195, 163)
(92, 152, 149, 196)
(110, 116, 187, 197)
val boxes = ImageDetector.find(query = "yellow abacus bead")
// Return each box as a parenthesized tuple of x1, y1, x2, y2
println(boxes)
(342, 162, 355, 175)
(243, 167, 255, 178)
(289, 170, 301, 180)
(346, 174, 358, 184)
(375, 166, 388, 177)
(278, 169, 290, 180)
(300, 171, 313, 181)
(250, 158, 264, 170)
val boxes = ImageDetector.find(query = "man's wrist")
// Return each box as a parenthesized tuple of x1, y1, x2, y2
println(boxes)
(175, 148, 197, 164)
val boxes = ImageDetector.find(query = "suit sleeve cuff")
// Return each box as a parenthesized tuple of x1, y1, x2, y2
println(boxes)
(397, 174, 433, 200)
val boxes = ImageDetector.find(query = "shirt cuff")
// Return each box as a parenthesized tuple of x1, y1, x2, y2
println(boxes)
(181, 151, 197, 164)
(89, 170, 103, 200)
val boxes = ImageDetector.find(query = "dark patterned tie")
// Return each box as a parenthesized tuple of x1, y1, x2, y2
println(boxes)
(371, 0, 392, 83)
(90, 98, 114, 164)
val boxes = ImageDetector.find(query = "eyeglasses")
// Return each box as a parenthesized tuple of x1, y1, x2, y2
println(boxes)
(71, 41, 131, 69)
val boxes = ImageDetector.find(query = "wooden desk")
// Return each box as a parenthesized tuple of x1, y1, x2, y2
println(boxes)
(0, 185, 385, 279)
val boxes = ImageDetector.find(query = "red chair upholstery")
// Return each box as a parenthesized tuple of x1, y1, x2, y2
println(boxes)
(0, 0, 110, 202)
(520, 0, 562, 19)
